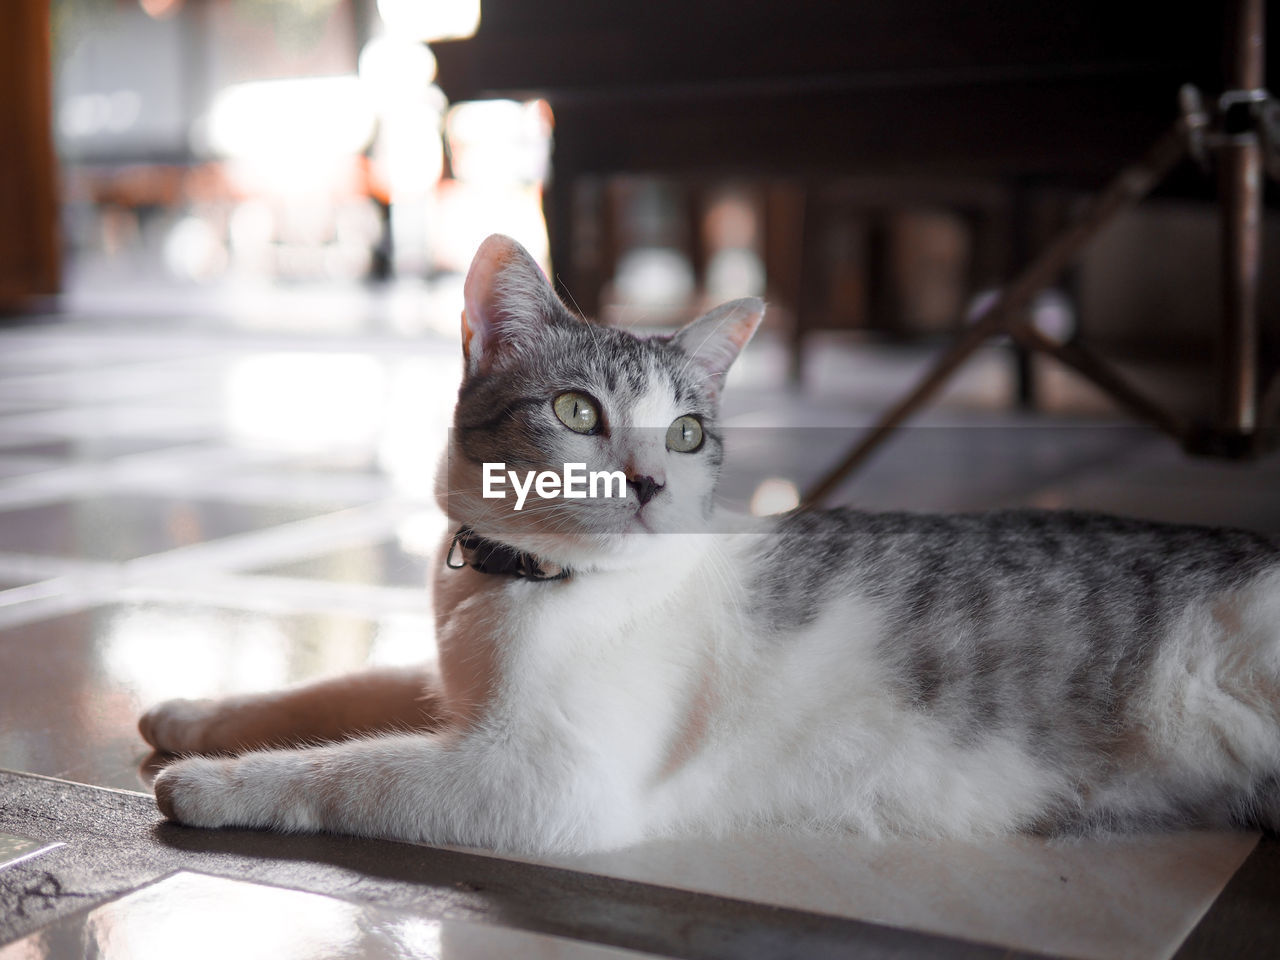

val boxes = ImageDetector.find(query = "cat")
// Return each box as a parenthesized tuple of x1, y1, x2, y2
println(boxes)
(140, 233, 1280, 853)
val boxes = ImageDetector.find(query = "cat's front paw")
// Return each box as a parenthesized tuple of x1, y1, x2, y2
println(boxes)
(138, 698, 225, 754)
(153, 756, 241, 828)
(153, 751, 319, 832)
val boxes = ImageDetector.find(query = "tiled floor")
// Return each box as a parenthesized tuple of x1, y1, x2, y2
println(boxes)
(1, 294, 1279, 959)
(0, 871, 673, 960)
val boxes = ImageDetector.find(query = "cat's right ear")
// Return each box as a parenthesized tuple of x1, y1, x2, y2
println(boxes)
(461, 234, 561, 376)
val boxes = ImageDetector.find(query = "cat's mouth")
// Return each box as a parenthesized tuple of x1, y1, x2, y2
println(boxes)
(628, 510, 655, 534)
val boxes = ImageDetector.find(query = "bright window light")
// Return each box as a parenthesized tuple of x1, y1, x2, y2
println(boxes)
(377, 0, 480, 42)
(358, 36, 437, 104)
(207, 75, 376, 161)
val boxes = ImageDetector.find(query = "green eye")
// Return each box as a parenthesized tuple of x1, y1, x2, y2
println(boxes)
(553, 392, 600, 433)
(666, 415, 704, 453)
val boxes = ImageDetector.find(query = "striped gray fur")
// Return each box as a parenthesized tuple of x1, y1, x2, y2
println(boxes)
(750, 509, 1280, 829)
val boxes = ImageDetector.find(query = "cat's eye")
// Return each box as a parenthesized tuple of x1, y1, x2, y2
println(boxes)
(666, 415, 704, 453)
(553, 392, 601, 434)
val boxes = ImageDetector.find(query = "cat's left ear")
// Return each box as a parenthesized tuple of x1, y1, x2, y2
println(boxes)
(673, 298, 765, 391)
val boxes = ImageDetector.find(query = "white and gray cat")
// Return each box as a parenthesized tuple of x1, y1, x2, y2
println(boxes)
(141, 234, 1280, 852)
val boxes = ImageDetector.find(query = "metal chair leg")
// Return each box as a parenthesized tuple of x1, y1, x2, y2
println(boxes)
(803, 125, 1187, 506)
(1216, 0, 1266, 438)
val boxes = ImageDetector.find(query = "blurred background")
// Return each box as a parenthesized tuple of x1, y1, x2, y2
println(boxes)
(31, 0, 535, 334)
(0, 0, 1278, 520)
(2, 0, 1274, 397)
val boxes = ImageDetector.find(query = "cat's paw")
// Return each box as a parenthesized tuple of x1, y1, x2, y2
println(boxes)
(138, 698, 226, 754)
(152, 756, 241, 828)
(153, 752, 316, 832)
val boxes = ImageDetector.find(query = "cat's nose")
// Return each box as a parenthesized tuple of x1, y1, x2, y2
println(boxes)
(628, 474, 664, 506)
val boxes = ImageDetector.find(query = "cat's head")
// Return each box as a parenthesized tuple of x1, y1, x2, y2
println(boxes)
(439, 234, 762, 570)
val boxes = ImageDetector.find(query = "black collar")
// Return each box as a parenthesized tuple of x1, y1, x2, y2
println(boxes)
(446, 527, 570, 582)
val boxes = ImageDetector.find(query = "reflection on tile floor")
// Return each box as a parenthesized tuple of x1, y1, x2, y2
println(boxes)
(0, 603, 435, 791)
(255, 540, 435, 589)
(0, 313, 1277, 958)
(0, 496, 344, 563)
(0, 832, 60, 872)
(0, 871, 670, 960)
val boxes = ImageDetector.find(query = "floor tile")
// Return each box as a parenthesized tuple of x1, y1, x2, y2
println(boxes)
(0, 871, 674, 960)
(254, 540, 435, 588)
(0, 434, 209, 464)
(0, 831, 60, 872)
(0, 603, 435, 792)
(0, 432, 70, 457)
(543, 829, 1256, 960)
(0, 332, 211, 369)
(0, 495, 343, 563)
(0, 395, 61, 415)
(0, 404, 220, 445)
(0, 576, 47, 598)
(0, 345, 87, 375)
(0, 457, 62, 480)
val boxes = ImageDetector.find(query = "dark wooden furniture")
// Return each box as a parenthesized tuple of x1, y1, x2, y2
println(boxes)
(433, 0, 1279, 486)
(435, 1, 1243, 297)
(0, 0, 60, 309)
